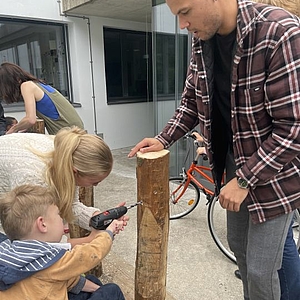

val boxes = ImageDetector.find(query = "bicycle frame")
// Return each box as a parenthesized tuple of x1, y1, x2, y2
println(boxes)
(169, 134, 234, 262)
(171, 153, 215, 204)
(187, 161, 215, 194)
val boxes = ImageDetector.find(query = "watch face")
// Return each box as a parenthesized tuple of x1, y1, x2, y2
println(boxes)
(238, 178, 248, 189)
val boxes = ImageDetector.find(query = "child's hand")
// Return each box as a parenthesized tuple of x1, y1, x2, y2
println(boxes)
(196, 146, 206, 156)
(107, 219, 126, 236)
(191, 131, 203, 142)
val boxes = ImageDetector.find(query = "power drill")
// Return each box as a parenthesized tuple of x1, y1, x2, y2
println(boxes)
(89, 201, 143, 230)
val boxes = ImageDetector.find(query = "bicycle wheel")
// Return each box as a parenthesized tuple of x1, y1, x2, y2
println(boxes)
(169, 177, 200, 220)
(292, 209, 300, 252)
(207, 196, 236, 263)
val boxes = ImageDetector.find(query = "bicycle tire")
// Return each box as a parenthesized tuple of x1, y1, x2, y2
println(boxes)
(208, 200, 300, 263)
(292, 209, 300, 253)
(169, 177, 200, 220)
(207, 196, 236, 263)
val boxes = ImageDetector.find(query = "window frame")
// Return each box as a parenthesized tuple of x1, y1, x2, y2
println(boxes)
(103, 27, 152, 105)
(0, 17, 73, 111)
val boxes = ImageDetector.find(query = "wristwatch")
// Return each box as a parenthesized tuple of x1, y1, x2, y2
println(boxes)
(237, 177, 249, 189)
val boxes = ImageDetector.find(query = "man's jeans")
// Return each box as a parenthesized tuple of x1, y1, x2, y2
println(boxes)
(278, 218, 300, 300)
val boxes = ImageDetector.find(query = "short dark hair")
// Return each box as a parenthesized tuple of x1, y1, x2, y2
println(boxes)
(5, 116, 17, 127)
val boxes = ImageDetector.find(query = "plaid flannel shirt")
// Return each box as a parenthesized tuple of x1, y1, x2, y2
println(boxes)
(157, 0, 300, 223)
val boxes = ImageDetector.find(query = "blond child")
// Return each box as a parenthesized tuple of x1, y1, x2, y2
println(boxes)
(0, 185, 126, 300)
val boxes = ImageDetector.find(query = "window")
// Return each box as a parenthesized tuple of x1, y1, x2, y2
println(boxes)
(104, 27, 188, 105)
(103, 27, 152, 104)
(0, 18, 70, 102)
(154, 32, 188, 99)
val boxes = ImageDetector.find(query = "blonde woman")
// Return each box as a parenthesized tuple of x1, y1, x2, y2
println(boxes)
(0, 126, 124, 246)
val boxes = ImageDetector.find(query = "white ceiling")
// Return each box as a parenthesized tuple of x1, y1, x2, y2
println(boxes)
(62, 0, 152, 23)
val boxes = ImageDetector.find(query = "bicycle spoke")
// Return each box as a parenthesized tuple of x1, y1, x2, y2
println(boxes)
(169, 177, 200, 219)
(292, 209, 300, 253)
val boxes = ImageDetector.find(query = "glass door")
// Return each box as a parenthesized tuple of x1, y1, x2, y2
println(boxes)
(152, 1, 191, 176)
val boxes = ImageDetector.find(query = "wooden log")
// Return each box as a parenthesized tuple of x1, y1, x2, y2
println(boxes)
(68, 186, 94, 239)
(69, 186, 103, 277)
(135, 150, 170, 300)
(27, 118, 45, 133)
(101, 252, 176, 300)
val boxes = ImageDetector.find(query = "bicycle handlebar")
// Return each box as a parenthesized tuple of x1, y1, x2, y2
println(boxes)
(184, 132, 197, 140)
(184, 132, 208, 161)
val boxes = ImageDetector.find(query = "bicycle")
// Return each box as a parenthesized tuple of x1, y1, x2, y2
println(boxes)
(169, 132, 300, 263)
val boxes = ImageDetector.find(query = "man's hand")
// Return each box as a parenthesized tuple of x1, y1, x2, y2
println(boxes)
(128, 138, 164, 158)
(219, 177, 249, 212)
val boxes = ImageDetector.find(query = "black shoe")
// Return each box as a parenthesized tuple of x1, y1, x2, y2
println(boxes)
(234, 269, 242, 280)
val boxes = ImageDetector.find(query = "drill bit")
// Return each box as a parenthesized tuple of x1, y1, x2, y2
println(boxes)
(127, 201, 143, 209)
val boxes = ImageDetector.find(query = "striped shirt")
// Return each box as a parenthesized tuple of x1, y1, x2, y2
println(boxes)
(0, 240, 66, 290)
(157, 0, 300, 223)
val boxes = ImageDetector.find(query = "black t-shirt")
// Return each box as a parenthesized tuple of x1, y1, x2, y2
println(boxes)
(0, 103, 6, 136)
(212, 29, 237, 183)
(213, 29, 236, 140)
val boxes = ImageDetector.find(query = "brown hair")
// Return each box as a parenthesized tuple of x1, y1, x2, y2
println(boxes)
(0, 62, 44, 103)
(5, 116, 18, 131)
(0, 185, 57, 241)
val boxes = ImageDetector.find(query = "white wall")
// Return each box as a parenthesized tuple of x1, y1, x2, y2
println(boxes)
(0, 0, 60, 20)
(1, 0, 154, 149)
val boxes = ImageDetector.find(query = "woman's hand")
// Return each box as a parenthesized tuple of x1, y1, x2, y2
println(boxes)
(6, 124, 17, 134)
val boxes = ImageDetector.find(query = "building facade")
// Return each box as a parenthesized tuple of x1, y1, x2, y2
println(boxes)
(1, 0, 190, 173)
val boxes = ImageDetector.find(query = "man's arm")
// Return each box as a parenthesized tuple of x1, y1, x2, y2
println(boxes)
(0, 103, 6, 135)
(237, 24, 300, 186)
(128, 138, 164, 157)
(129, 54, 199, 158)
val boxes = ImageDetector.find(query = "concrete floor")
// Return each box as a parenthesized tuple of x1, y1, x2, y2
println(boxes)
(95, 147, 244, 300)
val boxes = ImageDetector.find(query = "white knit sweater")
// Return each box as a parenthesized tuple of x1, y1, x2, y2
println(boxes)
(0, 133, 99, 230)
